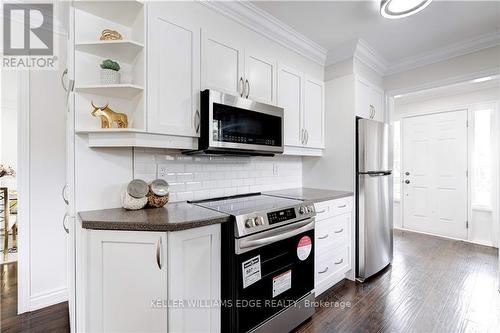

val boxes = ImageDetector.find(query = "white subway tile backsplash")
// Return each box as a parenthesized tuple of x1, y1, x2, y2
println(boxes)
(133, 150, 302, 203)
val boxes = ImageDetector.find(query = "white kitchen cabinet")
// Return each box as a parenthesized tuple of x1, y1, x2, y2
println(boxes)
(87, 230, 168, 332)
(355, 76, 385, 122)
(245, 52, 276, 104)
(278, 65, 324, 154)
(201, 31, 245, 97)
(168, 225, 221, 333)
(148, 3, 201, 137)
(303, 76, 325, 149)
(313, 197, 353, 296)
(201, 32, 276, 105)
(278, 65, 303, 147)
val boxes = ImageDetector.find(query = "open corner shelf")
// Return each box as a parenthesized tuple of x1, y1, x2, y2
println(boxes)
(75, 84, 144, 98)
(73, 1, 144, 26)
(75, 40, 144, 63)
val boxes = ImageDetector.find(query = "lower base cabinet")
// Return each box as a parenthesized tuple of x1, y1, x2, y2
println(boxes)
(313, 197, 353, 296)
(84, 225, 221, 333)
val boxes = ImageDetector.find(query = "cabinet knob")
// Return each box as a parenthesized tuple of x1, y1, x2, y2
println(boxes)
(405, 180, 410, 184)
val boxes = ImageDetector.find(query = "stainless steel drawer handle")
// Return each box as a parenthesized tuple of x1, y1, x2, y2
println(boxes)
(318, 267, 329, 274)
(334, 259, 344, 265)
(316, 208, 328, 214)
(337, 204, 347, 208)
(156, 238, 163, 270)
(245, 79, 250, 98)
(318, 234, 329, 240)
(239, 77, 244, 97)
(334, 228, 344, 234)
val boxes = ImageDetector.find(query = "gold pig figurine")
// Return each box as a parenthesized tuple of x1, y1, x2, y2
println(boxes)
(91, 101, 128, 128)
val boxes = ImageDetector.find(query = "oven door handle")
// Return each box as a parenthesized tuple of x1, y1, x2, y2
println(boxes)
(237, 219, 315, 253)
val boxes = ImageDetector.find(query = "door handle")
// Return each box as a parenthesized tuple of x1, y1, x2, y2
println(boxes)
(239, 77, 244, 97)
(305, 130, 309, 144)
(318, 267, 329, 274)
(62, 213, 69, 234)
(194, 109, 200, 133)
(300, 129, 305, 144)
(61, 184, 69, 205)
(405, 180, 410, 184)
(334, 259, 344, 265)
(156, 237, 163, 270)
(318, 234, 329, 240)
(369, 105, 375, 119)
(245, 79, 250, 98)
(334, 228, 344, 234)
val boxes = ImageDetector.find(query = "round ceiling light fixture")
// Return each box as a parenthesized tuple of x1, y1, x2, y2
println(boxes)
(380, 0, 433, 19)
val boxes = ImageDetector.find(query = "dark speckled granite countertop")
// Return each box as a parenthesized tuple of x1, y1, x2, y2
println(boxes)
(79, 202, 231, 232)
(264, 187, 353, 203)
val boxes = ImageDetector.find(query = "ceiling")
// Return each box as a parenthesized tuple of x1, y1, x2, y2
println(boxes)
(252, 1, 500, 64)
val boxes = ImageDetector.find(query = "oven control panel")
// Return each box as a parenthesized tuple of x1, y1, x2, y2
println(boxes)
(267, 208, 297, 225)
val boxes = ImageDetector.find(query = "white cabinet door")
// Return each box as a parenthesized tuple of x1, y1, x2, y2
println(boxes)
(278, 65, 303, 147)
(168, 225, 221, 333)
(303, 76, 324, 149)
(355, 77, 371, 119)
(88, 230, 168, 332)
(370, 86, 385, 122)
(148, 3, 200, 137)
(201, 31, 244, 97)
(244, 52, 276, 104)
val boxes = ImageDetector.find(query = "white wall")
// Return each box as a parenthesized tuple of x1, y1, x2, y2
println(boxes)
(0, 71, 18, 189)
(394, 86, 499, 247)
(303, 75, 356, 191)
(133, 149, 302, 202)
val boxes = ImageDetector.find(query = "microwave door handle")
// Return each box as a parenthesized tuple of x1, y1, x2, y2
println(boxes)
(239, 219, 314, 250)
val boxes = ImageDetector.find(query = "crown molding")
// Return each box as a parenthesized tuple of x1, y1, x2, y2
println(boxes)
(386, 30, 500, 75)
(325, 38, 389, 76)
(199, 0, 328, 66)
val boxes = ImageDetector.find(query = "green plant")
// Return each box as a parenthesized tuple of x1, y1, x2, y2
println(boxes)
(100, 59, 120, 71)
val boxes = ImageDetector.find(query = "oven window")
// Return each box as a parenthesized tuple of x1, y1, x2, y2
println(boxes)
(212, 103, 282, 146)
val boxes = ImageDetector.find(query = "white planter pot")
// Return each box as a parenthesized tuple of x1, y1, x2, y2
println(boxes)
(100, 69, 120, 84)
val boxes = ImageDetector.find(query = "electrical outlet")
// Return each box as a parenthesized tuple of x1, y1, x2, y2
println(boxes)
(158, 165, 167, 178)
(273, 163, 279, 176)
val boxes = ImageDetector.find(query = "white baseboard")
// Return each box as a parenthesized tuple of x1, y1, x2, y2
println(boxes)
(394, 227, 498, 249)
(29, 287, 68, 311)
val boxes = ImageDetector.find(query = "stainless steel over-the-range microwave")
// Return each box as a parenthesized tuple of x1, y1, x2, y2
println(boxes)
(184, 89, 284, 156)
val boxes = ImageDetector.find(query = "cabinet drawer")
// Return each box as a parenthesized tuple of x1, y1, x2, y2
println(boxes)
(315, 245, 351, 285)
(314, 196, 352, 221)
(315, 214, 350, 252)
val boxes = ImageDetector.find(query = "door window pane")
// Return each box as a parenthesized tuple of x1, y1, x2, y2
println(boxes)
(472, 108, 492, 208)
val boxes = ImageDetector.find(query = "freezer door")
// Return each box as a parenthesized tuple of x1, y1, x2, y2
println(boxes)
(357, 173, 393, 281)
(357, 118, 390, 173)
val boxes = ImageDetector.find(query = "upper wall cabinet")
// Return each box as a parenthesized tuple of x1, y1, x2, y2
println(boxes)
(201, 32, 244, 97)
(278, 65, 303, 147)
(304, 76, 324, 149)
(148, 2, 201, 137)
(355, 76, 385, 122)
(201, 32, 276, 105)
(278, 65, 324, 155)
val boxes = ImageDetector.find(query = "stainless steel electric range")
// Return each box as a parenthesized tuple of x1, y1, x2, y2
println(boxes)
(190, 193, 316, 333)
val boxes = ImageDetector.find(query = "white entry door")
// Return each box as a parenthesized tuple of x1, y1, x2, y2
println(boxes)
(402, 110, 468, 239)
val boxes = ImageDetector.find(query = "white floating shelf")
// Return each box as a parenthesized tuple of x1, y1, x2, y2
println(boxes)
(75, 84, 144, 98)
(73, 1, 144, 26)
(76, 40, 144, 63)
(80, 131, 198, 150)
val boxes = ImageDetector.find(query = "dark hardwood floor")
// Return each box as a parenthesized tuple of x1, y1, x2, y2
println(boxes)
(296, 230, 500, 333)
(0, 262, 69, 332)
(1, 230, 498, 332)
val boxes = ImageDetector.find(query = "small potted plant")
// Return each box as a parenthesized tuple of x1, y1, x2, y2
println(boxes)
(100, 59, 121, 84)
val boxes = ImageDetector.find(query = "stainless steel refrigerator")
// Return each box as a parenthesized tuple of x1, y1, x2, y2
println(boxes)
(356, 118, 393, 282)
